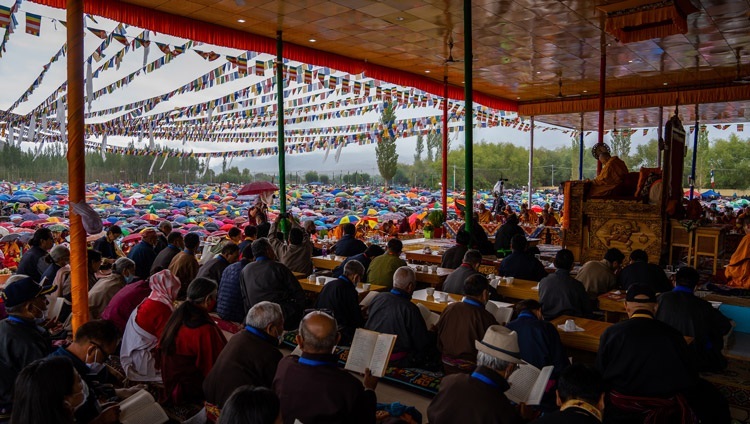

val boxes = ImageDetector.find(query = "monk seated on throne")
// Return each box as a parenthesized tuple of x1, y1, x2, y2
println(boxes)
(586, 143, 629, 197)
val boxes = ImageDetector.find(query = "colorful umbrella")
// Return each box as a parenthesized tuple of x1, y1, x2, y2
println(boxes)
(335, 215, 360, 225)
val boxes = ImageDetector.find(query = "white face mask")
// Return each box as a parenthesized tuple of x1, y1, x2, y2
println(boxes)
(31, 304, 47, 325)
(85, 349, 106, 375)
(67, 376, 88, 412)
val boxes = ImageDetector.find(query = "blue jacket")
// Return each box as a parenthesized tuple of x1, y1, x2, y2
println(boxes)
(217, 259, 249, 323)
(506, 312, 569, 376)
(498, 251, 547, 281)
(333, 235, 367, 257)
(127, 241, 156, 280)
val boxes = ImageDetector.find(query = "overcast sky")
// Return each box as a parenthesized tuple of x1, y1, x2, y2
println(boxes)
(1, 1, 744, 175)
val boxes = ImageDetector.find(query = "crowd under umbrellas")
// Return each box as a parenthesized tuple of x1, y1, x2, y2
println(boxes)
(0, 181, 564, 253)
(1, 180, 742, 253)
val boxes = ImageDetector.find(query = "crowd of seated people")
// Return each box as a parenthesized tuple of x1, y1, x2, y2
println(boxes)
(0, 220, 738, 424)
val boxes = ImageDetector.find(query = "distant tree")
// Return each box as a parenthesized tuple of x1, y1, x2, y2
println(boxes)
(319, 174, 330, 184)
(414, 134, 424, 163)
(376, 101, 398, 186)
(426, 130, 441, 162)
(630, 139, 659, 169)
(304, 171, 319, 183)
(610, 128, 632, 166)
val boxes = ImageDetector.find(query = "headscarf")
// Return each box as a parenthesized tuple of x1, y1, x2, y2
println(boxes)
(147, 269, 181, 309)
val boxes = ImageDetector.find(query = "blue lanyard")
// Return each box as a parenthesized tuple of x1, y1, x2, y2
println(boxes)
(471, 371, 500, 389)
(463, 298, 483, 308)
(167, 244, 177, 250)
(390, 288, 410, 299)
(255, 256, 269, 262)
(518, 311, 537, 320)
(298, 357, 336, 367)
(673, 285, 693, 294)
(245, 326, 274, 343)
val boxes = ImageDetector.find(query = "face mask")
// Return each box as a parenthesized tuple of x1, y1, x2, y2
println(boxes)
(31, 304, 47, 325)
(85, 349, 106, 375)
(67, 376, 88, 412)
(124, 274, 135, 284)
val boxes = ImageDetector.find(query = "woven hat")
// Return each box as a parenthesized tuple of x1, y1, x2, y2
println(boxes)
(475, 325, 523, 364)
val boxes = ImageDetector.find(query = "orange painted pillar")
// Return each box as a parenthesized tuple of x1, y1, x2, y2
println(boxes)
(67, 0, 89, 332)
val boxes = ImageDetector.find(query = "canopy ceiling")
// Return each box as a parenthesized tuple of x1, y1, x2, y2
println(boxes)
(105, 0, 750, 127)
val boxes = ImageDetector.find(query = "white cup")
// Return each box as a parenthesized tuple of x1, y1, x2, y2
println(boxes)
(426, 287, 435, 296)
(440, 293, 449, 302)
(329, 254, 336, 260)
(488, 273, 496, 280)
(564, 319, 576, 331)
(362, 283, 371, 291)
(317, 276, 326, 285)
(506, 276, 514, 285)
(430, 265, 438, 274)
(308, 275, 315, 283)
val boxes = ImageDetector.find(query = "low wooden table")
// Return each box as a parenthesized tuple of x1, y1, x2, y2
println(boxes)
(297, 277, 387, 300)
(551, 315, 694, 353)
(597, 290, 627, 322)
(494, 278, 540, 301)
(411, 289, 463, 313)
(412, 289, 513, 314)
(312, 255, 344, 270)
(404, 250, 443, 264)
(407, 264, 451, 287)
(550, 315, 612, 353)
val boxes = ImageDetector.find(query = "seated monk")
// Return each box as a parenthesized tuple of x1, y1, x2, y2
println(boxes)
(588, 143, 629, 197)
(725, 221, 750, 288)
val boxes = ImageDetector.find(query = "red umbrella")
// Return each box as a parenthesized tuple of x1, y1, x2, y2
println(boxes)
(237, 181, 278, 196)
(120, 233, 142, 244)
(219, 223, 235, 231)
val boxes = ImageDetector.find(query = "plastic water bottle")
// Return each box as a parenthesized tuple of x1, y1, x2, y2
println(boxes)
(322, 244, 328, 256)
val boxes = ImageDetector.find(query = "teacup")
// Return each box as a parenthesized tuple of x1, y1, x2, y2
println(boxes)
(426, 287, 435, 296)
(317, 276, 326, 285)
(362, 283, 371, 291)
(506, 276, 514, 285)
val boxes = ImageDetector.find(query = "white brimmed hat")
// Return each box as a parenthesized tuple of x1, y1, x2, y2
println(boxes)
(475, 325, 523, 364)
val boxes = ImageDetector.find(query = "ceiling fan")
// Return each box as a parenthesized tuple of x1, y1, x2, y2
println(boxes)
(554, 75, 582, 99)
(438, 37, 464, 64)
(733, 47, 750, 84)
(437, 36, 478, 65)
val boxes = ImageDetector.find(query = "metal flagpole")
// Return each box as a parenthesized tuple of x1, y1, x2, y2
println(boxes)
(276, 31, 287, 231)
(463, 0, 474, 232)
(442, 76, 448, 224)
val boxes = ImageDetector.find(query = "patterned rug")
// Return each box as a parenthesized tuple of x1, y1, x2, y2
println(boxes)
(702, 357, 750, 422)
(282, 331, 441, 396)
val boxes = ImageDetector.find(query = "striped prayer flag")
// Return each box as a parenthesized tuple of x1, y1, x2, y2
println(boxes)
(25, 12, 41, 36)
(0, 6, 11, 28)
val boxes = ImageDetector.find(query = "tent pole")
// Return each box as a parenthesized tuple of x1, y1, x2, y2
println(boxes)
(528, 116, 534, 204)
(689, 104, 699, 200)
(276, 31, 287, 220)
(597, 15, 606, 175)
(579, 113, 585, 179)
(657, 106, 664, 167)
(463, 0, 473, 232)
(67, 0, 89, 332)
(441, 76, 448, 224)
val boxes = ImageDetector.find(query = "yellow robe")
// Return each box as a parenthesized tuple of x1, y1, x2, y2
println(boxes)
(589, 156, 629, 197)
(725, 233, 750, 288)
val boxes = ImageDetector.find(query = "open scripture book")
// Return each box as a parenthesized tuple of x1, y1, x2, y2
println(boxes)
(416, 303, 440, 328)
(119, 389, 168, 424)
(344, 328, 397, 377)
(504, 364, 554, 406)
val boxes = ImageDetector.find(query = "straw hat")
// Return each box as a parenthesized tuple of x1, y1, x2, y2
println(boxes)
(475, 325, 524, 364)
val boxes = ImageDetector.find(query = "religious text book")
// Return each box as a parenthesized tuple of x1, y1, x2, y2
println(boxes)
(504, 364, 554, 406)
(345, 328, 397, 377)
(119, 389, 168, 424)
